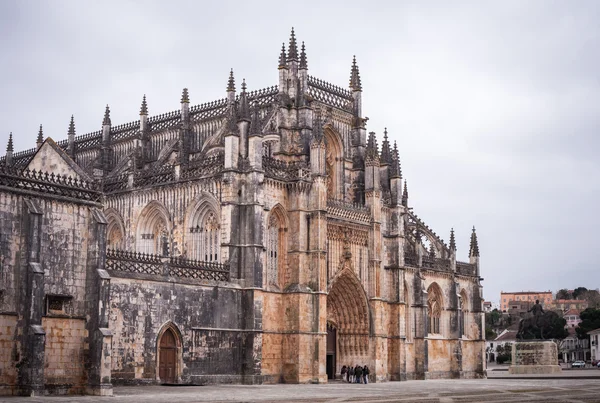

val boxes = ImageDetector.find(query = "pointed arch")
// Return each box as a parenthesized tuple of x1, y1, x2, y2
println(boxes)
(156, 321, 183, 384)
(105, 208, 125, 249)
(323, 125, 344, 199)
(427, 282, 444, 335)
(184, 192, 221, 262)
(265, 204, 288, 289)
(136, 200, 172, 255)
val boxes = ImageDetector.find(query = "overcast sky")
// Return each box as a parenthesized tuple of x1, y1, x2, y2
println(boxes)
(1, 1, 599, 305)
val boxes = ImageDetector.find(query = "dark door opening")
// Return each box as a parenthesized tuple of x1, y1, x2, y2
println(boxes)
(159, 328, 177, 383)
(326, 323, 337, 380)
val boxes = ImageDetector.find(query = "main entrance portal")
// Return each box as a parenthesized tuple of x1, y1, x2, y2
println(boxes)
(326, 269, 371, 380)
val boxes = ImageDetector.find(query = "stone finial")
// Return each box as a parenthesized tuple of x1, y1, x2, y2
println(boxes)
(469, 226, 480, 257)
(6, 132, 13, 152)
(36, 124, 44, 146)
(429, 242, 436, 258)
(181, 88, 190, 103)
(449, 228, 456, 251)
(68, 115, 76, 135)
(238, 79, 250, 122)
(227, 69, 235, 92)
(288, 27, 298, 61)
(402, 179, 408, 206)
(103, 105, 111, 126)
(349, 55, 362, 91)
(278, 43, 287, 68)
(380, 128, 392, 164)
(311, 113, 325, 145)
(299, 41, 307, 69)
(140, 95, 148, 115)
(390, 140, 401, 178)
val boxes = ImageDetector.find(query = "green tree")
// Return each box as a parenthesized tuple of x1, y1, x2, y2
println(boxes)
(573, 287, 588, 299)
(556, 289, 571, 300)
(576, 308, 600, 339)
(485, 326, 496, 340)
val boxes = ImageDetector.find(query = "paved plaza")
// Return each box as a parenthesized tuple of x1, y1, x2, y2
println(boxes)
(2, 377, 600, 403)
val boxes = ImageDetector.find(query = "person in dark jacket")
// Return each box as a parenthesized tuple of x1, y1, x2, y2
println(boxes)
(348, 365, 354, 383)
(363, 365, 370, 384)
(341, 365, 347, 382)
(355, 365, 363, 383)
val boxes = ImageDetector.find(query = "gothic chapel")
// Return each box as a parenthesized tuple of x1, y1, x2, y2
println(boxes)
(0, 29, 484, 396)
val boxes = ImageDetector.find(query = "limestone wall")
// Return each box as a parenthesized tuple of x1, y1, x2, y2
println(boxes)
(0, 314, 18, 393)
(42, 317, 87, 394)
(109, 278, 259, 384)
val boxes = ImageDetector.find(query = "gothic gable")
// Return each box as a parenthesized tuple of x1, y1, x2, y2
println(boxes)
(27, 138, 91, 180)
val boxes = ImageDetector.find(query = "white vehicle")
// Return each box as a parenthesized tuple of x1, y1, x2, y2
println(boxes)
(571, 361, 586, 368)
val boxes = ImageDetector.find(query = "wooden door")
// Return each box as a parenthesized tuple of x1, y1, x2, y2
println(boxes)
(159, 329, 177, 383)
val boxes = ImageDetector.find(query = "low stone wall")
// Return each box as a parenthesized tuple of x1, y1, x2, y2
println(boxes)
(509, 341, 562, 374)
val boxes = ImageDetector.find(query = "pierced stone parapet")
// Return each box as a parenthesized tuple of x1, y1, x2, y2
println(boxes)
(263, 156, 310, 182)
(326, 198, 371, 223)
(0, 164, 102, 202)
(106, 248, 230, 282)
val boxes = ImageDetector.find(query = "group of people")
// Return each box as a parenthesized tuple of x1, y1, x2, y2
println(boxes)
(340, 365, 370, 384)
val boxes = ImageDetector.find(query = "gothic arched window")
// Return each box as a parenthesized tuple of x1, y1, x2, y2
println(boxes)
(137, 202, 171, 256)
(460, 289, 469, 338)
(427, 283, 443, 335)
(190, 211, 220, 262)
(265, 205, 287, 289)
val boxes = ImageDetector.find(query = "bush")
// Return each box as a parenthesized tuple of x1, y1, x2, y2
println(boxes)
(496, 353, 511, 364)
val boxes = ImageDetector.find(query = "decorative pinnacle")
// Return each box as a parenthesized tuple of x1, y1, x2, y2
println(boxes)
(227, 69, 235, 92)
(366, 131, 379, 159)
(402, 179, 408, 206)
(278, 43, 287, 68)
(140, 95, 148, 115)
(6, 132, 13, 152)
(68, 115, 76, 136)
(36, 124, 44, 144)
(181, 88, 190, 103)
(299, 41, 307, 69)
(380, 127, 392, 164)
(103, 105, 111, 126)
(238, 79, 250, 121)
(288, 27, 298, 61)
(469, 226, 480, 257)
(390, 140, 402, 178)
(449, 228, 456, 251)
(312, 113, 324, 144)
(349, 55, 362, 91)
(429, 242, 436, 258)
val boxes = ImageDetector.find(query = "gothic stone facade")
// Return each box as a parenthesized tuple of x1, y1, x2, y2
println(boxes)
(0, 30, 485, 395)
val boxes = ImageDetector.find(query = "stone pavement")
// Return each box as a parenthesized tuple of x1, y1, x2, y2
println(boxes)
(2, 378, 600, 403)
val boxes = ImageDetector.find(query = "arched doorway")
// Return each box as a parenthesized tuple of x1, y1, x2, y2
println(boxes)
(327, 269, 370, 381)
(158, 328, 178, 383)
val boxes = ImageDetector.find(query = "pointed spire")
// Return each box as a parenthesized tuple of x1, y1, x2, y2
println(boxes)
(469, 226, 480, 257)
(68, 115, 76, 136)
(390, 140, 401, 178)
(36, 124, 44, 146)
(140, 95, 148, 115)
(429, 242, 436, 258)
(449, 228, 456, 251)
(227, 69, 236, 92)
(103, 105, 111, 126)
(181, 88, 189, 103)
(380, 128, 392, 164)
(278, 43, 287, 68)
(238, 79, 250, 121)
(402, 179, 408, 206)
(299, 41, 307, 69)
(349, 55, 362, 91)
(366, 131, 379, 159)
(288, 27, 298, 61)
(6, 132, 13, 152)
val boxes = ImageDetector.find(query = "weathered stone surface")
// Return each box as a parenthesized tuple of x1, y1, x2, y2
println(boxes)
(508, 341, 562, 374)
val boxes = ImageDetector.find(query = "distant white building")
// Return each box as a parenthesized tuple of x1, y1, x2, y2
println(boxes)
(589, 328, 600, 362)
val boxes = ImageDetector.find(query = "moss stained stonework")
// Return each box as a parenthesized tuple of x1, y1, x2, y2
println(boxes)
(0, 29, 485, 395)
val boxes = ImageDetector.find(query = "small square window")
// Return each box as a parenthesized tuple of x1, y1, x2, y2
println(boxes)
(46, 295, 73, 316)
